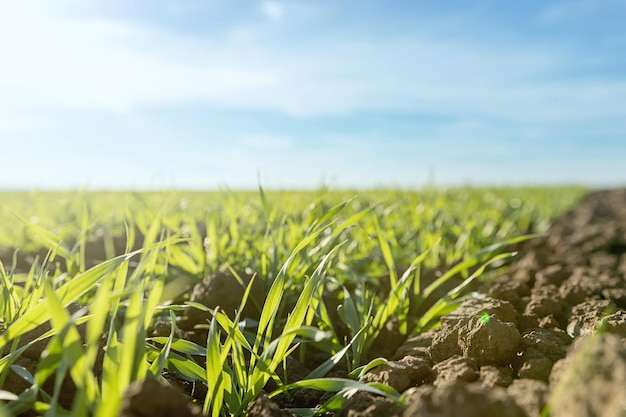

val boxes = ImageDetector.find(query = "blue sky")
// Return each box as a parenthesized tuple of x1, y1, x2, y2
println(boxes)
(1, 0, 625, 189)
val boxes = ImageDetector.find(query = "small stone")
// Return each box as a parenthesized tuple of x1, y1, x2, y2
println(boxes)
(394, 331, 435, 360)
(487, 279, 529, 309)
(440, 297, 518, 327)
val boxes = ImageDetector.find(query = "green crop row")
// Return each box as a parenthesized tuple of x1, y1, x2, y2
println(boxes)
(0, 186, 586, 416)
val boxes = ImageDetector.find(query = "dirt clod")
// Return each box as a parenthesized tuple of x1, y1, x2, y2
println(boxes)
(118, 376, 201, 417)
(432, 355, 479, 387)
(506, 379, 549, 417)
(335, 392, 405, 417)
(360, 355, 432, 392)
(548, 333, 626, 417)
(479, 365, 514, 388)
(185, 269, 266, 326)
(247, 392, 295, 417)
(458, 315, 522, 366)
(403, 382, 526, 417)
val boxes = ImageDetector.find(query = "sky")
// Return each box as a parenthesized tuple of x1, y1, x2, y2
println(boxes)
(1, 0, 625, 190)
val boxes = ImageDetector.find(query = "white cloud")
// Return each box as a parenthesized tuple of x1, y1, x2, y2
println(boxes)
(0, 2, 276, 120)
(1, 0, 626, 132)
(261, 1, 284, 20)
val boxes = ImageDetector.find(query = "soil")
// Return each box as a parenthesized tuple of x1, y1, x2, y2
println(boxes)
(2, 188, 626, 416)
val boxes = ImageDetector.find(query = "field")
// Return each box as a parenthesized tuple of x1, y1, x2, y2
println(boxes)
(2, 186, 624, 417)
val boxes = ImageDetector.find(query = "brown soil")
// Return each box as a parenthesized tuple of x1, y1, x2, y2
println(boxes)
(118, 376, 202, 417)
(2, 189, 626, 416)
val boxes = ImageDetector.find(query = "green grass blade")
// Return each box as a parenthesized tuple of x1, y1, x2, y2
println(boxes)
(269, 377, 400, 400)
(10, 211, 72, 260)
(374, 216, 397, 288)
(117, 281, 146, 388)
(329, 205, 374, 241)
(204, 311, 225, 417)
(308, 199, 353, 231)
(85, 275, 112, 370)
(251, 227, 331, 362)
(148, 311, 176, 376)
(166, 352, 207, 383)
(349, 357, 388, 380)
(306, 319, 370, 379)
(0, 252, 137, 351)
(40, 282, 98, 405)
(147, 338, 206, 356)
(0, 260, 20, 323)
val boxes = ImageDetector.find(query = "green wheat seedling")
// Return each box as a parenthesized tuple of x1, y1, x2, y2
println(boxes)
(183, 226, 345, 416)
(0, 215, 184, 416)
(0, 254, 135, 416)
(192, 242, 406, 417)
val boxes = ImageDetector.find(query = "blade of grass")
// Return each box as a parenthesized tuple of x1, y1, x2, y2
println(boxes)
(146, 338, 206, 356)
(10, 211, 72, 261)
(269, 378, 400, 401)
(148, 310, 176, 377)
(374, 216, 397, 288)
(0, 252, 138, 351)
(39, 282, 98, 407)
(421, 234, 538, 301)
(204, 309, 225, 417)
(417, 252, 517, 330)
(305, 318, 371, 379)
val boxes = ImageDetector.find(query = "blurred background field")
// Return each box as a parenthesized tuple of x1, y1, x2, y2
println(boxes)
(0, 186, 587, 275)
